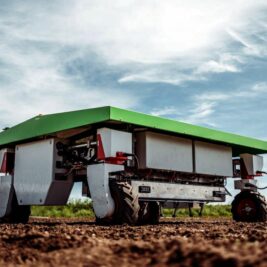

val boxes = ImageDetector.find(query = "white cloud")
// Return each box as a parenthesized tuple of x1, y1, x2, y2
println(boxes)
(2, 1, 266, 64)
(196, 82, 267, 103)
(182, 102, 217, 127)
(0, 43, 139, 128)
(153, 81, 267, 128)
(228, 29, 267, 57)
(118, 69, 205, 85)
(118, 52, 242, 85)
(251, 82, 267, 92)
(0, 83, 139, 129)
(184, 82, 267, 126)
(195, 54, 242, 74)
(196, 93, 230, 101)
(150, 101, 218, 127)
(196, 60, 238, 74)
(0, 0, 267, 128)
(70, 0, 266, 64)
(151, 107, 181, 117)
(0, 2, 144, 129)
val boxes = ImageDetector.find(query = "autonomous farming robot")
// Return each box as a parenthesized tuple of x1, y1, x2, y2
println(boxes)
(0, 106, 266, 224)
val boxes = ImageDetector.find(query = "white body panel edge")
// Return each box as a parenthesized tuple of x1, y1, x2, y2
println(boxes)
(87, 164, 124, 219)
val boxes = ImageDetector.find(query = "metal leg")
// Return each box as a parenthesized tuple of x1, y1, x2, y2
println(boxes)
(159, 203, 163, 217)
(188, 203, 193, 217)
(172, 203, 178, 217)
(198, 203, 204, 217)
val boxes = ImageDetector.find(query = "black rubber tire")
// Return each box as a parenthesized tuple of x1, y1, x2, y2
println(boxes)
(138, 201, 161, 225)
(9, 195, 31, 223)
(9, 205, 31, 224)
(108, 180, 140, 225)
(0, 194, 31, 224)
(231, 191, 267, 222)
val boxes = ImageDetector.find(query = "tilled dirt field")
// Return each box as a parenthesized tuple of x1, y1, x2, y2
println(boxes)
(0, 217, 266, 267)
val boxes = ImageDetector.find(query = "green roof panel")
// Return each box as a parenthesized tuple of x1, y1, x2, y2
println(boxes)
(0, 106, 267, 156)
(110, 107, 267, 156)
(0, 106, 110, 146)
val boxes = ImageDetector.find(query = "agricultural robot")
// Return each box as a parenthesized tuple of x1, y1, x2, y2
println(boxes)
(0, 107, 266, 224)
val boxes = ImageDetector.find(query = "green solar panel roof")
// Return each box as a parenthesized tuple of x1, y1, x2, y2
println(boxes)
(0, 106, 267, 156)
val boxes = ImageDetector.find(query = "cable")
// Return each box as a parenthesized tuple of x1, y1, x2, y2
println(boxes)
(224, 186, 232, 196)
(257, 186, 267, 190)
(121, 152, 139, 169)
(256, 171, 267, 175)
(245, 183, 267, 190)
(133, 154, 139, 169)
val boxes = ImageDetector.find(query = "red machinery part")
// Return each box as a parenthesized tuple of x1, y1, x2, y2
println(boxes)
(0, 151, 15, 174)
(240, 159, 262, 180)
(105, 152, 128, 165)
(97, 134, 106, 160)
(232, 158, 262, 180)
(96, 134, 128, 165)
(0, 152, 7, 173)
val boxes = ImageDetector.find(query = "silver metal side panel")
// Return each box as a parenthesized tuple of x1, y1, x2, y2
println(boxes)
(87, 163, 124, 219)
(240, 154, 263, 175)
(97, 128, 132, 157)
(131, 180, 225, 202)
(136, 132, 193, 172)
(14, 139, 54, 205)
(0, 175, 14, 218)
(162, 202, 200, 209)
(195, 141, 233, 177)
(14, 139, 72, 205)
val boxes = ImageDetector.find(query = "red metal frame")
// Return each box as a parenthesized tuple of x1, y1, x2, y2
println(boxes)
(0, 151, 15, 174)
(0, 152, 7, 173)
(105, 152, 128, 165)
(97, 135, 128, 165)
(97, 134, 105, 160)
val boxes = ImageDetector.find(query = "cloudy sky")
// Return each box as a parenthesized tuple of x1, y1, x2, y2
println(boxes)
(1, 1, 267, 200)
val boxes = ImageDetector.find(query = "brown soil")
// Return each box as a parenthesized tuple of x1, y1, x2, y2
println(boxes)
(0, 217, 266, 267)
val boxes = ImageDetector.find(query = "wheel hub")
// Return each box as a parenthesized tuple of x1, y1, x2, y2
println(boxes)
(237, 199, 256, 218)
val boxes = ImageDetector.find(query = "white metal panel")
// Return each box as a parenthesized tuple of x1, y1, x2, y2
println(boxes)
(0, 175, 13, 218)
(131, 180, 225, 202)
(240, 154, 263, 175)
(14, 139, 72, 205)
(97, 128, 132, 157)
(14, 139, 55, 205)
(0, 149, 5, 169)
(195, 141, 233, 177)
(136, 132, 193, 172)
(87, 163, 124, 219)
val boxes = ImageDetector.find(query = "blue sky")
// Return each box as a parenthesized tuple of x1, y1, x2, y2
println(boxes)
(1, 0, 267, 201)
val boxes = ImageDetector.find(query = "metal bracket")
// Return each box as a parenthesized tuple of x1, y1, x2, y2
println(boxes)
(234, 179, 257, 191)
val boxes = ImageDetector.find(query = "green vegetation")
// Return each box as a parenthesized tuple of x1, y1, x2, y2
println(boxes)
(31, 200, 231, 218)
(31, 199, 94, 218)
(162, 205, 232, 217)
